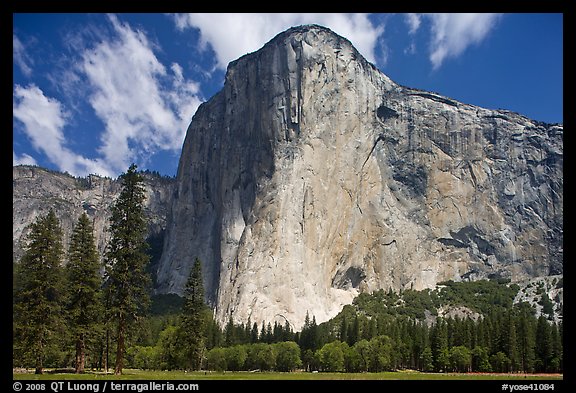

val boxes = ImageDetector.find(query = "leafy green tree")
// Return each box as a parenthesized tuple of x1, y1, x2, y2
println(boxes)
(224, 345, 247, 371)
(274, 341, 302, 371)
(318, 341, 345, 372)
(128, 346, 159, 370)
(179, 258, 207, 370)
(206, 348, 227, 371)
(343, 344, 362, 372)
(436, 348, 451, 373)
(490, 351, 511, 373)
(246, 343, 276, 371)
(301, 348, 316, 372)
(13, 210, 65, 374)
(472, 346, 492, 372)
(157, 325, 185, 370)
(368, 335, 393, 371)
(353, 339, 372, 372)
(66, 213, 103, 373)
(449, 345, 472, 372)
(420, 347, 434, 372)
(104, 164, 151, 375)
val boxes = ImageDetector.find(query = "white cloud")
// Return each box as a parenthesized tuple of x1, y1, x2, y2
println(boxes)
(405, 13, 422, 35)
(423, 13, 502, 69)
(172, 13, 384, 70)
(13, 15, 203, 178)
(13, 84, 112, 176)
(80, 14, 203, 173)
(13, 150, 37, 166)
(13, 34, 33, 76)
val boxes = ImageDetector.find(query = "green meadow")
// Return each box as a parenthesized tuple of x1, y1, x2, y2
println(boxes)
(13, 369, 563, 380)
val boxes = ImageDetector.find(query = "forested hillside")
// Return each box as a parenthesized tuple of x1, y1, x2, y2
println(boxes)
(124, 278, 562, 374)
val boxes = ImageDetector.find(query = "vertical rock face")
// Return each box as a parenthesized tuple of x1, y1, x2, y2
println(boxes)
(156, 25, 563, 329)
(13, 166, 175, 268)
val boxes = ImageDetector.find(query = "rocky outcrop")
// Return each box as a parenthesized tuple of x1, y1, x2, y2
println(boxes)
(13, 165, 175, 269)
(156, 24, 562, 330)
(513, 275, 563, 324)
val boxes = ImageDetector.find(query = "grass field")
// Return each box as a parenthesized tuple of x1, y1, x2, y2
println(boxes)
(13, 369, 563, 380)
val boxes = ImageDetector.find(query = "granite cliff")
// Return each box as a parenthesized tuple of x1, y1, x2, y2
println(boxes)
(13, 165, 175, 273)
(156, 25, 563, 329)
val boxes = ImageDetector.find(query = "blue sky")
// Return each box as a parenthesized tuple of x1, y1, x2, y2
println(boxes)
(13, 13, 563, 178)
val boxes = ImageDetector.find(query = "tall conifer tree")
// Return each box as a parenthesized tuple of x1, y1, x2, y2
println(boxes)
(179, 258, 207, 370)
(104, 164, 150, 375)
(13, 210, 65, 374)
(66, 212, 103, 373)
(535, 315, 552, 372)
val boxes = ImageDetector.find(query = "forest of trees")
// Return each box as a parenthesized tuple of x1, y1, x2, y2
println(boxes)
(13, 164, 150, 375)
(121, 293, 562, 374)
(12, 166, 563, 375)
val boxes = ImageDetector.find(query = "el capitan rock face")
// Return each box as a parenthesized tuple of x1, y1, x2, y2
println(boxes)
(156, 25, 563, 329)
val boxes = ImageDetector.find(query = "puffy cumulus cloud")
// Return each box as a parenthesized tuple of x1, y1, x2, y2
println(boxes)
(13, 84, 112, 177)
(172, 13, 384, 70)
(81, 14, 203, 173)
(409, 13, 502, 70)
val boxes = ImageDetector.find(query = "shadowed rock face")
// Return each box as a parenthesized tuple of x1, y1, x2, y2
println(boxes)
(155, 24, 562, 329)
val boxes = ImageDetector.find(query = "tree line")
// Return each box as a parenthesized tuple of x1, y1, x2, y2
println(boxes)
(125, 299, 561, 374)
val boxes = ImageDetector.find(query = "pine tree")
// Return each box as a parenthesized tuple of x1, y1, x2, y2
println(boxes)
(535, 315, 552, 372)
(179, 258, 207, 370)
(204, 315, 222, 349)
(549, 323, 562, 372)
(224, 316, 236, 346)
(104, 164, 151, 375)
(245, 318, 252, 343)
(66, 213, 103, 373)
(348, 315, 360, 346)
(250, 322, 259, 343)
(299, 312, 312, 351)
(517, 308, 536, 373)
(420, 347, 434, 372)
(282, 319, 293, 341)
(505, 311, 520, 372)
(431, 318, 449, 372)
(273, 321, 282, 342)
(260, 321, 267, 343)
(265, 322, 273, 344)
(365, 317, 377, 341)
(13, 210, 65, 374)
(339, 317, 348, 343)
